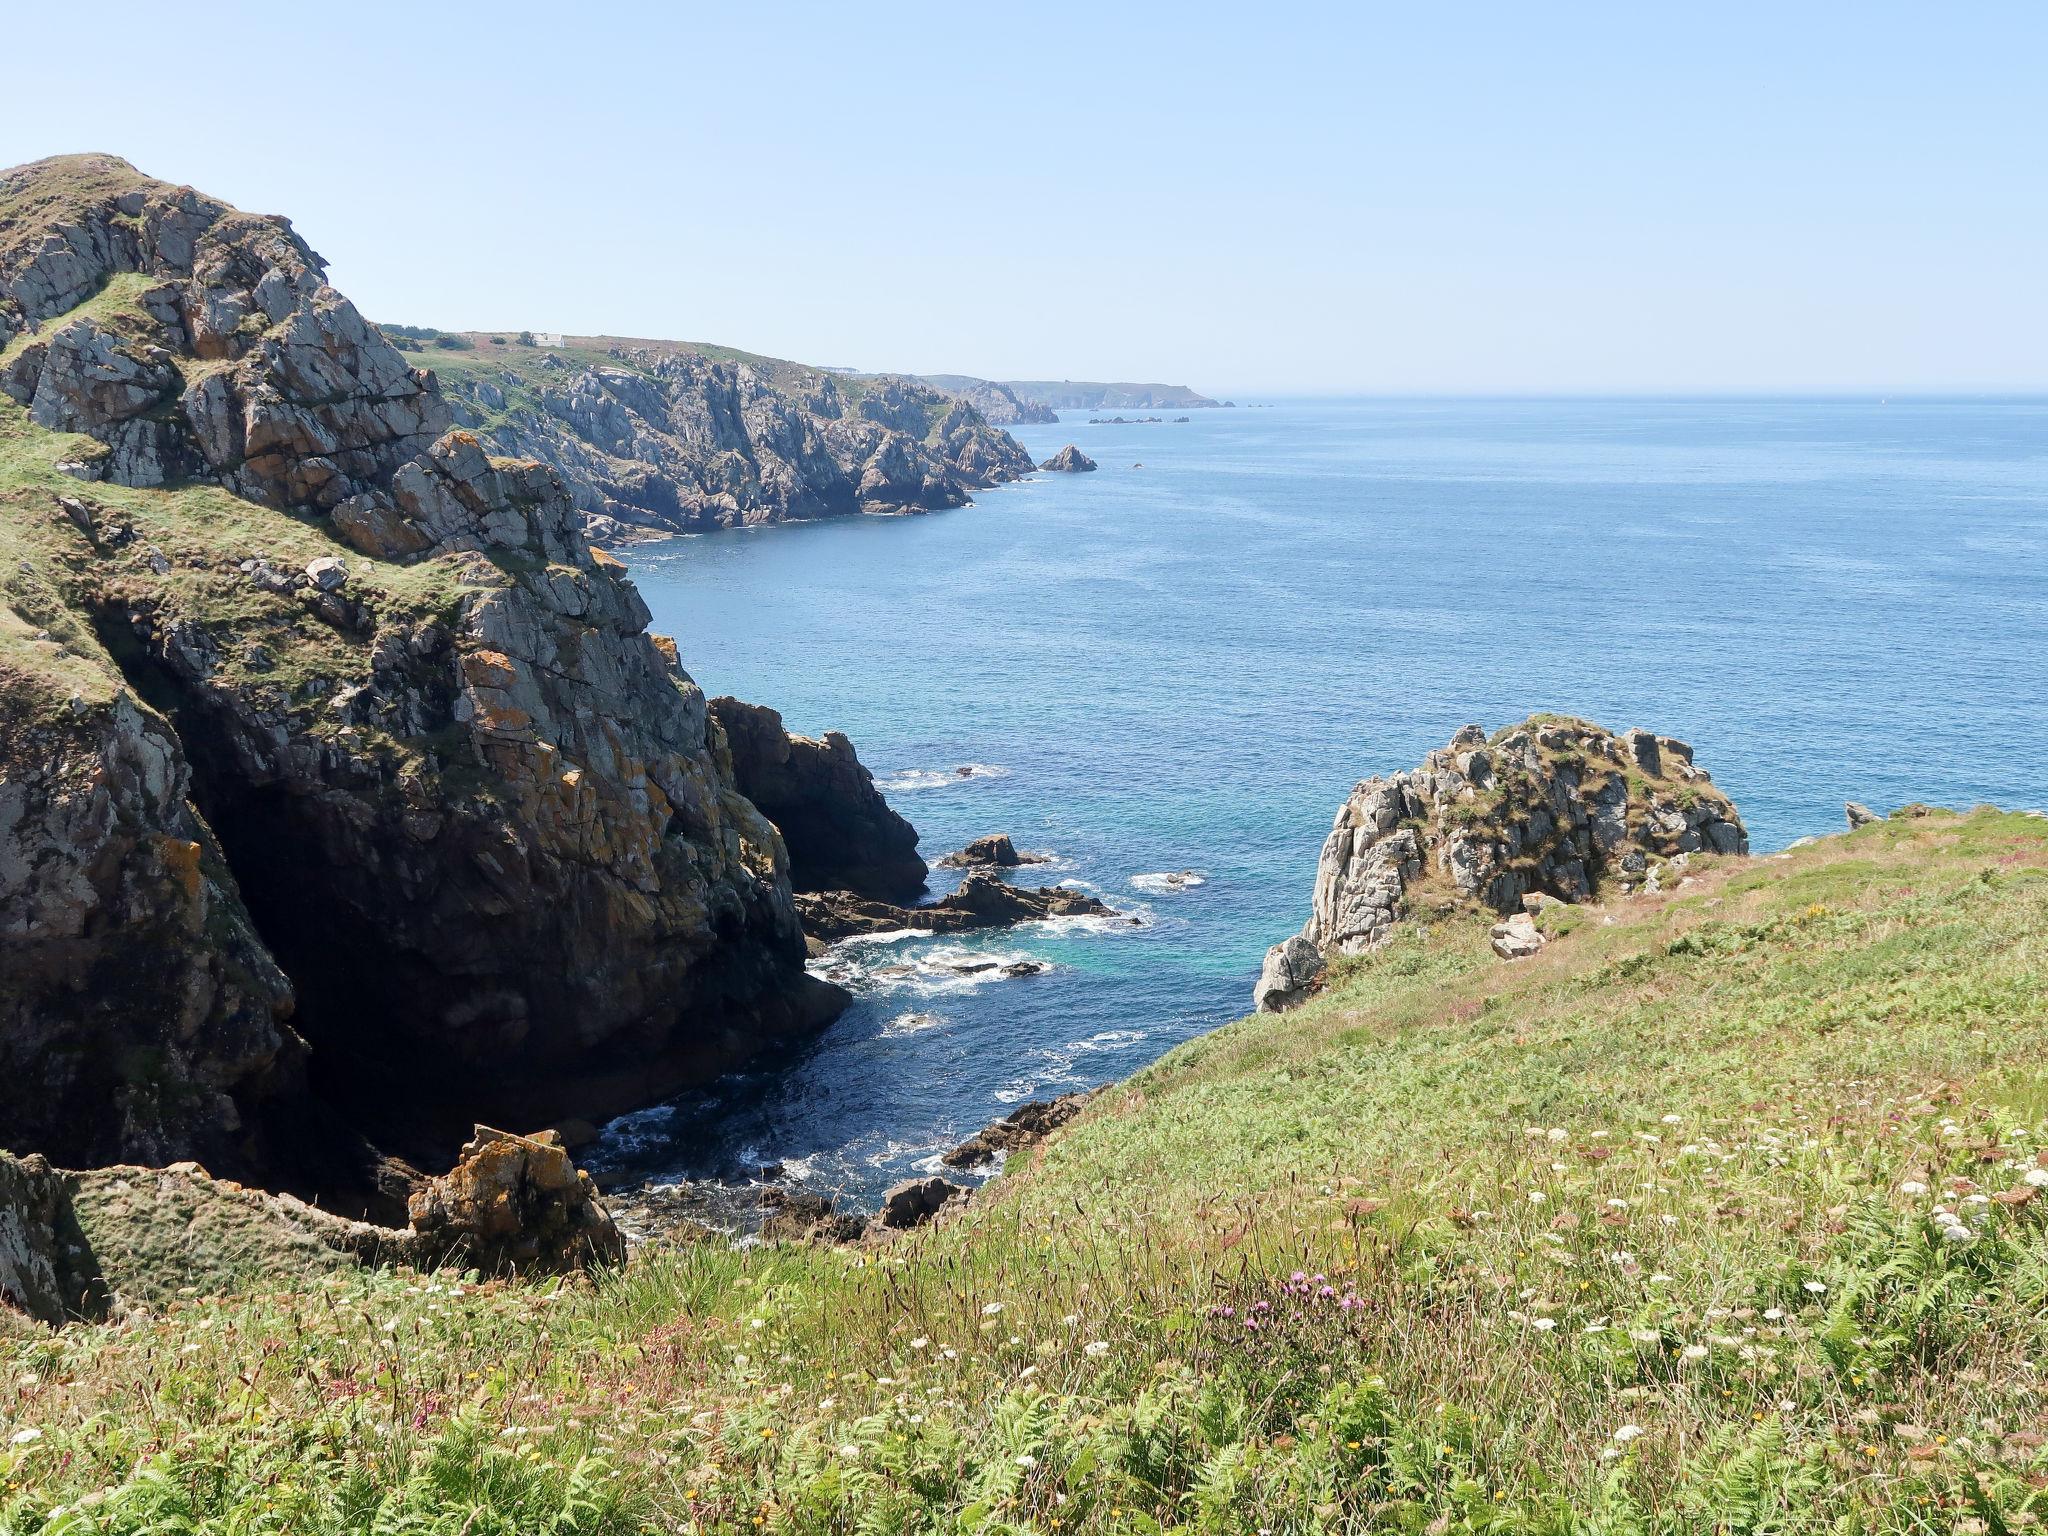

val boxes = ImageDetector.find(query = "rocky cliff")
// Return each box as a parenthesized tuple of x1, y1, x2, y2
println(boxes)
(1256, 716, 1748, 1010)
(915, 375, 1058, 425)
(0, 155, 842, 1198)
(426, 338, 1035, 543)
(707, 695, 925, 901)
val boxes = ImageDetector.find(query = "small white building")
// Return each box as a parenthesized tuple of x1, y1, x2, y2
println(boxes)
(533, 332, 564, 348)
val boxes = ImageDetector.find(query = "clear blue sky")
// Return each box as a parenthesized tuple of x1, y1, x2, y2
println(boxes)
(8, 2, 2045, 394)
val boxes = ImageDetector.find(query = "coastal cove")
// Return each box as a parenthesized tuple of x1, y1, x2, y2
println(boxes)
(596, 396, 2048, 1208)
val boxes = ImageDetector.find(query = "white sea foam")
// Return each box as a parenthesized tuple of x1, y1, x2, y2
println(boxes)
(1130, 870, 1207, 894)
(815, 941, 1052, 996)
(881, 1010, 947, 1037)
(994, 1029, 1151, 1103)
(873, 763, 1009, 793)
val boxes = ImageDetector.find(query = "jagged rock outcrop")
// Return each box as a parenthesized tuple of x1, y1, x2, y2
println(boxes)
(938, 832, 1047, 869)
(877, 1175, 969, 1230)
(796, 871, 1118, 942)
(708, 695, 925, 901)
(1256, 717, 1748, 1010)
(440, 349, 1035, 541)
(0, 154, 449, 507)
(941, 1089, 1095, 1168)
(1, 155, 843, 1194)
(406, 1126, 623, 1273)
(0, 1127, 619, 1327)
(1038, 444, 1096, 473)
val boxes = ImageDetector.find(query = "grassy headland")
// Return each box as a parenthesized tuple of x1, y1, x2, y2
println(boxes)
(4, 808, 2045, 1532)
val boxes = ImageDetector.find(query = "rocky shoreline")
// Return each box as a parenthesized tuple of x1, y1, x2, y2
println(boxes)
(434, 341, 1038, 543)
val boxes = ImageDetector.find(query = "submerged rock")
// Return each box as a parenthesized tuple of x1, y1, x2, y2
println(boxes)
(941, 1090, 1096, 1168)
(1256, 716, 1747, 1010)
(1038, 444, 1097, 473)
(795, 872, 1117, 942)
(938, 832, 1048, 868)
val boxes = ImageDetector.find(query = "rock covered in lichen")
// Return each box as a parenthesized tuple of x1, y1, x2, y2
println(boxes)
(407, 1126, 623, 1274)
(1256, 716, 1747, 1010)
(0, 154, 449, 508)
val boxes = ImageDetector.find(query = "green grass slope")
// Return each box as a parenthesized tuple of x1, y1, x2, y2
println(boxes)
(4, 809, 2046, 1532)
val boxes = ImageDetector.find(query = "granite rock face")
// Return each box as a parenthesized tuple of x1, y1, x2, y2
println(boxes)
(442, 350, 1035, 542)
(0, 687, 299, 1173)
(708, 695, 925, 901)
(406, 1126, 623, 1274)
(0, 155, 449, 509)
(0, 156, 843, 1194)
(1256, 717, 1748, 1010)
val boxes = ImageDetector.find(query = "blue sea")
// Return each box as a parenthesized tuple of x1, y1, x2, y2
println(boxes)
(594, 398, 2048, 1207)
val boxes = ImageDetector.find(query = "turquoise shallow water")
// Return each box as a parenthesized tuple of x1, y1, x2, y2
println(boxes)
(594, 397, 2048, 1206)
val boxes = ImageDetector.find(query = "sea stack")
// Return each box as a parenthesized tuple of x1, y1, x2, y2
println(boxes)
(1038, 445, 1097, 472)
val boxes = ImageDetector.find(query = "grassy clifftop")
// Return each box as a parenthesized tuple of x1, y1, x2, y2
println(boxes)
(5, 809, 2046, 1531)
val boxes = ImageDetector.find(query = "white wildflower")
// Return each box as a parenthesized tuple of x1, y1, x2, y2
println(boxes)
(9, 1428, 41, 1446)
(1015, 1453, 1037, 1469)
(981, 1302, 1004, 1315)
(1802, 1280, 1828, 1294)
(838, 1444, 860, 1459)
(1899, 1180, 1928, 1195)
(1613, 1424, 1644, 1443)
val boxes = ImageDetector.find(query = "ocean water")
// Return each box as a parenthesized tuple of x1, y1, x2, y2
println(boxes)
(593, 397, 2048, 1208)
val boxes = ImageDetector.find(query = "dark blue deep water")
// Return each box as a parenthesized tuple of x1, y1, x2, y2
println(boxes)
(596, 398, 2048, 1207)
